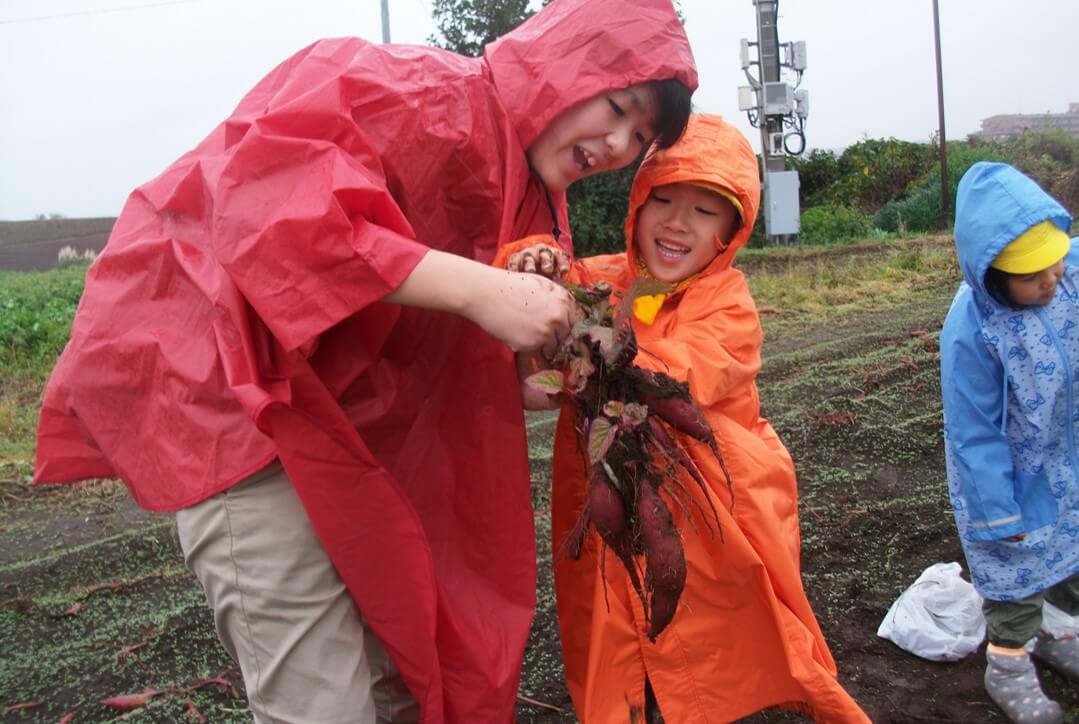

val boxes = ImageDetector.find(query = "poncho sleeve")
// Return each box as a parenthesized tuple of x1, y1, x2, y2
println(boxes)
(199, 42, 432, 352)
(941, 298, 1024, 541)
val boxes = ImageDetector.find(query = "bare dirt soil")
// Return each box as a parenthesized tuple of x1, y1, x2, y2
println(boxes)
(0, 218, 113, 271)
(3, 238, 1078, 722)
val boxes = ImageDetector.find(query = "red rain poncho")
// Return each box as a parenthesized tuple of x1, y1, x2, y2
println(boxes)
(33, 1, 696, 720)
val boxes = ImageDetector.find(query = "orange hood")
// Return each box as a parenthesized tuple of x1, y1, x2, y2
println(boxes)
(625, 114, 760, 276)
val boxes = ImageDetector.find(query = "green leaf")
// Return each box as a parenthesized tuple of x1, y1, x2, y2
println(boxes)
(525, 369, 564, 395)
(602, 401, 625, 418)
(566, 355, 596, 393)
(622, 403, 648, 427)
(588, 326, 614, 356)
(588, 417, 618, 465)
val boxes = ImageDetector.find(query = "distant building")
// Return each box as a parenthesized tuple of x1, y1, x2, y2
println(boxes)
(977, 103, 1079, 142)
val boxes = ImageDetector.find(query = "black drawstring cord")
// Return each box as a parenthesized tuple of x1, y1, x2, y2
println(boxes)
(533, 168, 562, 243)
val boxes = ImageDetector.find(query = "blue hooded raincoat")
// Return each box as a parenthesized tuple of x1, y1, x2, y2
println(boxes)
(941, 161, 1079, 601)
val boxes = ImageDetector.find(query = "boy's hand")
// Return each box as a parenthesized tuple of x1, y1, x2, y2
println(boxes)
(507, 244, 571, 279)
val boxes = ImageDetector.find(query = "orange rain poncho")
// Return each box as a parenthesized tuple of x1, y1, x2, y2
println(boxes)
(33, 1, 696, 720)
(550, 116, 869, 722)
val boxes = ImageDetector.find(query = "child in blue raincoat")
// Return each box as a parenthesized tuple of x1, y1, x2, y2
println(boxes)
(941, 162, 1079, 724)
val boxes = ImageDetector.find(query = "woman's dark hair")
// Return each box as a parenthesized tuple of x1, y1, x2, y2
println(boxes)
(648, 78, 693, 150)
(984, 266, 1018, 307)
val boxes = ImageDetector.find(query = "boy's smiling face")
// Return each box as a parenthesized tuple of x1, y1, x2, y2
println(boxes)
(635, 183, 739, 283)
(526, 84, 657, 193)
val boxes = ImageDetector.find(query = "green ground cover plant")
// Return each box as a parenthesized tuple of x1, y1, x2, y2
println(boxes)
(4, 234, 1079, 721)
(0, 266, 86, 461)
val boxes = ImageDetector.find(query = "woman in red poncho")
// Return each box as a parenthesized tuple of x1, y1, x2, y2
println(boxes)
(32, 1, 696, 721)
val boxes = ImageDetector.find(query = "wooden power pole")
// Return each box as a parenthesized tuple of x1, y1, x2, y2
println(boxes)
(932, 0, 948, 220)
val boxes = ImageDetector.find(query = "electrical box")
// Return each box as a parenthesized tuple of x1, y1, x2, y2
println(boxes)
(767, 132, 784, 156)
(791, 41, 807, 70)
(794, 89, 809, 119)
(738, 86, 756, 112)
(764, 170, 800, 236)
(763, 82, 793, 115)
(740, 38, 752, 70)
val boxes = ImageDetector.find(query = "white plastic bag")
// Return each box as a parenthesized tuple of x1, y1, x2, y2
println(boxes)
(877, 561, 986, 661)
(1041, 601, 1079, 639)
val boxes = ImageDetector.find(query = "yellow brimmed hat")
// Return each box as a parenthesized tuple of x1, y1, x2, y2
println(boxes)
(990, 220, 1069, 274)
(691, 182, 745, 222)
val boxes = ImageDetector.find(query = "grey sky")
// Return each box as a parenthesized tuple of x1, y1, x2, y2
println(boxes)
(1, 0, 1075, 220)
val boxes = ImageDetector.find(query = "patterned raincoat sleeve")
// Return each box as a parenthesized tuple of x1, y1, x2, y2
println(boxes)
(941, 291, 1024, 541)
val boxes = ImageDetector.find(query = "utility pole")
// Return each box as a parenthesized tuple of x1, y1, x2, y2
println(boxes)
(931, 0, 948, 222)
(739, 0, 808, 244)
(381, 0, 390, 43)
(756, 0, 783, 175)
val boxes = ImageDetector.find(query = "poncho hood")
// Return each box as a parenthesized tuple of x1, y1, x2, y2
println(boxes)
(486, 0, 697, 151)
(624, 114, 760, 278)
(955, 161, 1072, 307)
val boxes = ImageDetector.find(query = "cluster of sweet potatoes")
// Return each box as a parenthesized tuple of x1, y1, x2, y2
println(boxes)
(526, 280, 730, 640)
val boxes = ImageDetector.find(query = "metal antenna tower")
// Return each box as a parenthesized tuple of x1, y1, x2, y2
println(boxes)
(738, 0, 808, 243)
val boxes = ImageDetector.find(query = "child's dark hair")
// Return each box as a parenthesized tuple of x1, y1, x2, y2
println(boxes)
(984, 266, 1018, 308)
(648, 79, 693, 149)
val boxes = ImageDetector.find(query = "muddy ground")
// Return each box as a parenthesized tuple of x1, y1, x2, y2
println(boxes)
(2, 238, 1078, 722)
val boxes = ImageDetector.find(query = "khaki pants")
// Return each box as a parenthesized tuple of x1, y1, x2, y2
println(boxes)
(176, 462, 419, 723)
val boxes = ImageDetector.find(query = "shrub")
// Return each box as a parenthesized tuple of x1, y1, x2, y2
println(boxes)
(875, 144, 1008, 232)
(826, 138, 936, 211)
(1002, 127, 1079, 169)
(873, 185, 941, 233)
(0, 267, 85, 377)
(798, 205, 873, 246)
(568, 164, 638, 258)
(789, 149, 842, 207)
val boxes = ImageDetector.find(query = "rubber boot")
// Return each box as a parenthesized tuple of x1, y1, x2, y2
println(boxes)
(984, 645, 1063, 724)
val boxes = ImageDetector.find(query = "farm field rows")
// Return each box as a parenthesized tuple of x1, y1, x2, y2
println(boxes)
(4, 236, 1076, 721)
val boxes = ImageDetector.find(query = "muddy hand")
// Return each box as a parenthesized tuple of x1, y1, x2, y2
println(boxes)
(469, 271, 574, 353)
(508, 244, 571, 279)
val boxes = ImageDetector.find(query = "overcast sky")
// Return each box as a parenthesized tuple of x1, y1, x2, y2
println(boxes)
(1, 0, 1075, 220)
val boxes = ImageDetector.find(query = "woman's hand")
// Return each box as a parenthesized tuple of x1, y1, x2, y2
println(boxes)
(465, 270, 574, 356)
(385, 250, 573, 355)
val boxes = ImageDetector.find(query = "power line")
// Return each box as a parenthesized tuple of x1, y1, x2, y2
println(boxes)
(0, 0, 200, 26)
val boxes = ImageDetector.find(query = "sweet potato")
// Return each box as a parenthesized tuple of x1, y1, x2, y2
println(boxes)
(636, 480, 686, 641)
(640, 388, 715, 447)
(587, 467, 644, 600)
(548, 281, 733, 639)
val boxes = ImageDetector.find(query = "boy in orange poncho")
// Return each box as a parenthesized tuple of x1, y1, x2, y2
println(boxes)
(514, 115, 869, 723)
